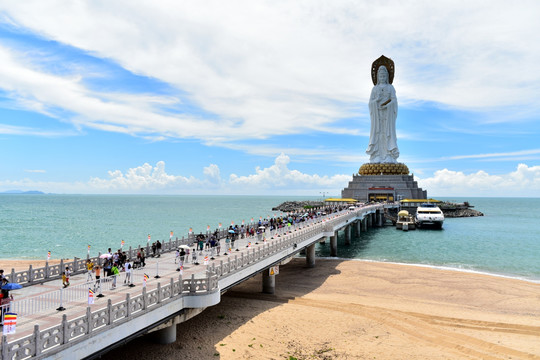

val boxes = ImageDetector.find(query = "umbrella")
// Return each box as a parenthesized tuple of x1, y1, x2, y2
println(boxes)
(258, 226, 266, 230)
(228, 229, 235, 233)
(178, 245, 191, 250)
(99, 254, 112, 259)
(2, 283, 22, 290)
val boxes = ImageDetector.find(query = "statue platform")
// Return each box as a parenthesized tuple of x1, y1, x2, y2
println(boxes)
(341, 163, 427, 202)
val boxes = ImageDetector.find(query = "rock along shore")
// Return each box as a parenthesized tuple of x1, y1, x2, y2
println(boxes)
(272, 201, 324, 212)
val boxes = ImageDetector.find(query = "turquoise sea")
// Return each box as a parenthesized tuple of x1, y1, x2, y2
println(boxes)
(1, 195, 539, 282)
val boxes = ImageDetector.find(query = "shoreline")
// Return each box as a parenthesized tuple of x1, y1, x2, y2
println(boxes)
(2, 256, 539, 284)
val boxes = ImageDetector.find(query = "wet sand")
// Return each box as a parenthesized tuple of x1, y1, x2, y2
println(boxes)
(99, 258, 540, 359)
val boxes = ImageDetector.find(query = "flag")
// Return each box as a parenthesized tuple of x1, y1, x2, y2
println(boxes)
(2, 313, 17, 335)
(248, 242, 252, 248)
(204, 255, 209, 265)
(251, 217, 254, 223)
(147, 234, 151, 242)
(170, 231, 173, 239)
(231, 221, 234, 226)
(228, 246, 232, 254)
(121, 240, 125, 247)
(143, 273, 149, 288)
(88, 288, 94, 304)
(189, 227, 193, 234)
(87, 244, 91, 253)
(207, 225, 210, 231)
(218, 223, 222, 229)
(179, 265, 183, 275)
(47, 251, 51, 261)
(242, 219, 245, 225)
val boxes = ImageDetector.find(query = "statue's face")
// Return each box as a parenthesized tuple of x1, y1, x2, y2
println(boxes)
(378, 67, 388, 84)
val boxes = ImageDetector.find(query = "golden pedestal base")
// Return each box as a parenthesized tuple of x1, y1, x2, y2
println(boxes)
(359, 163, 409, 176)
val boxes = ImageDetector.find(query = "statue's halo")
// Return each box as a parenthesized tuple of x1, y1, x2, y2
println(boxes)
(371, 55, 395, 85)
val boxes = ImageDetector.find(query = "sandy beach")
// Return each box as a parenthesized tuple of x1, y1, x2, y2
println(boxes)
(93, 258, 540, 360)
(0, 259, 63, 272)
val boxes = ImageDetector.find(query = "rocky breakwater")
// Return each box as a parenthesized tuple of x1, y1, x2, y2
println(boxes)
(440, 202, 484, 218)
(272, 201, 324, 212)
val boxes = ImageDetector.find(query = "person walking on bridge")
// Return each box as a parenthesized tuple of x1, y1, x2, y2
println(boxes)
(111, 263, 120, 289)
(86, 259, 94, 281)
(94, 265, 101, 293)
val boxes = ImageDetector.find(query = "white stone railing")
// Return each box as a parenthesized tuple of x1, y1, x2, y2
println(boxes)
(3, 229, 237, 288)
(0, 273, 218, 360)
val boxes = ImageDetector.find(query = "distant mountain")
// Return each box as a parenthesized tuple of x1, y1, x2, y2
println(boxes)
(1, 190, 45, 194)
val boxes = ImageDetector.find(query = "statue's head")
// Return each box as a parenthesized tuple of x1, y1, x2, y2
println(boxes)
(377, 66, 389, 84)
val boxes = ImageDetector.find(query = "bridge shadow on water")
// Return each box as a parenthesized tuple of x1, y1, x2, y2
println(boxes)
(100, 256, 345, 360)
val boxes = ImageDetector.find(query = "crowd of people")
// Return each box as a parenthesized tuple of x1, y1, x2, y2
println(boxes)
(1, 204, 355, 323)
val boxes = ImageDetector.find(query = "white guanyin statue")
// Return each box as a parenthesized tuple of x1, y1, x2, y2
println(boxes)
(366, 60, 399, 164)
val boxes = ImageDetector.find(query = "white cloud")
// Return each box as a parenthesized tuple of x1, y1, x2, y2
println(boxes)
(228, 153, 351, 191)
(2, 157, 540, 197)
(0, 155, 349, 195)
(24, 169, 46, 173)
(0, 0, 538, 150)
(418, 164, 540, 197)
(87, 161, 202, 193)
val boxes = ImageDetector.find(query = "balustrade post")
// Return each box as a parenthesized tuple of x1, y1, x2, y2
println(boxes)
(45, 261, 50, 280)
(86, 307, 92, 334)
(34, 324, 41, 356)
(62, 314, 68, 344)
(190, 274, 196, 293)
(234, 255, 238, 270)
(178, 274, 183, 294)
(73, 257, 78, 272)
(128, 246, 132, 260)
(10, 268, 15, 283)
(142, 287, 147, 310)
(107, 299, 113, 325)
(60, 259, 64, 277)
(1, 335, 8, 359)
(241, 252, 244, 266)
(170, 278, 174, 298)
(29, 264, 34, 284)
(126, 293, 131, 318)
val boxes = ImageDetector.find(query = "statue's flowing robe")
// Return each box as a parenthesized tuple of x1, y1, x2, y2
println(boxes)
(366, 82, 399, 163)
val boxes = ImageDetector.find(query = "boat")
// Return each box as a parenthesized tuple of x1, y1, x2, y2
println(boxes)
(396, 210, 415, 231)
(415, 203, 444, 229)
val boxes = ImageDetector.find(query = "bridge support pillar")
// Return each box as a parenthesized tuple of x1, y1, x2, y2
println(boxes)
(361, 218, 367, 232)
(344, 225, 351, 245)
(306, 244, 316, 268)
(262, 269, 275, 294)
(153, 324, 177, 344)
(330, 231, 337, 257)
(356, 220, 361, 235)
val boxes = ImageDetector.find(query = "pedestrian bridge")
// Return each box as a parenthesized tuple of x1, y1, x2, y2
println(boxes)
(1, 203, 393, 360)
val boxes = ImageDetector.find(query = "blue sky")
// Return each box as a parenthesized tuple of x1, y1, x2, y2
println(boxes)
(0, 1, 539, 197)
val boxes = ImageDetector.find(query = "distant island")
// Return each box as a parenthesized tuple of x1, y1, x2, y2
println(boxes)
(1, 190, 45, 194)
